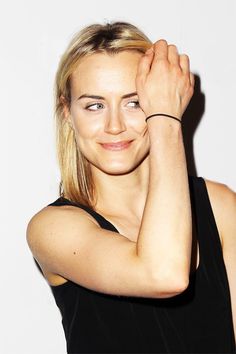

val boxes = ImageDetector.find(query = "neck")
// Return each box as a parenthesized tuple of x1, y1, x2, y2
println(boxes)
(92, 156, 150, 219)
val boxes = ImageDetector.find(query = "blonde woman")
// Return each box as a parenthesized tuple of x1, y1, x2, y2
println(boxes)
(27, 22, 236, 353)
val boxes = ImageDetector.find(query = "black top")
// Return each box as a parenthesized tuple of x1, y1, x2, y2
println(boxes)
(41, 176, 235, 353)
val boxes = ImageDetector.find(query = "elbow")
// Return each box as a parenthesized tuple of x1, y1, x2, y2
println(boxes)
(168, 276, 189, 296)
(150, 272, 189, 298)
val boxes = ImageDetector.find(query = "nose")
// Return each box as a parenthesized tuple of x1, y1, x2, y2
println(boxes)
(104, 110, 127, 135)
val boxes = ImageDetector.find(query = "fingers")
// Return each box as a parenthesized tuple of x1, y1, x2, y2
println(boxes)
(179, 54, 190, 73)
(152, 41, 191, 72)
(153, 42, 194, 88)
(136, 41, 168, 82)
(190, 72, 195, 87)
(152, 40, 179, 65)
(167, 45, 179, 65)
(136, 47, 154, 83)
(153, 40, 168, 60)
(179, 54, 194, 87)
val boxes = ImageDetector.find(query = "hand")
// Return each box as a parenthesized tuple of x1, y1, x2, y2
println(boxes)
(136, 40, 195, 120)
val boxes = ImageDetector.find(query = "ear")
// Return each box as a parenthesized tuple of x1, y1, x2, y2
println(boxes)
(60, 95, 73, 127)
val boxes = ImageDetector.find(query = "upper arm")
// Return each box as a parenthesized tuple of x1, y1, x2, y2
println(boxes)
(205, 179, 236, 337)
(27, 205, 171, 298)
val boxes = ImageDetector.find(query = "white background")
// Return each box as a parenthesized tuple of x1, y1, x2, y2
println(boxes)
(2, 0, 236, 353)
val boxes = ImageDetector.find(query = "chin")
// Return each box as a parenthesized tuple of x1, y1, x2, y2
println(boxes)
(92, 154, 149, 176)
(102, 166, 137, 176)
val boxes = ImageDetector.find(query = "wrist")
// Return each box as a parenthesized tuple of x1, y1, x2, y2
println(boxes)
(148, 118, 183, 144)
(143, 106, 182, 119)
(145, 113, 182, 124)
(147, 114, 182, 131)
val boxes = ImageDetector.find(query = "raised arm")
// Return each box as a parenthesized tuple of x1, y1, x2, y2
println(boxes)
(135, 40, 194, 290)
(27, 40, 194, 299)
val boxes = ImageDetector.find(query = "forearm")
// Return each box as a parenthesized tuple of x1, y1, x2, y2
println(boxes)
(136, 119, 192, 292)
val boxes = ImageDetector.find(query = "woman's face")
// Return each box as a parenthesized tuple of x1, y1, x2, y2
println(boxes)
(68, 50, 149, 176)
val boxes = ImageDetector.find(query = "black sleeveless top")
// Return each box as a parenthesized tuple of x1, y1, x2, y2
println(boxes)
(44, 176, 235, 353)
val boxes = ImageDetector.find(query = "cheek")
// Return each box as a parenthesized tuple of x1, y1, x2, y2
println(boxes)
(130, 120, 148, 137)
(125, 113, 147, 134)
(73, 117, 101, 139)
(70, 103, 101, 138)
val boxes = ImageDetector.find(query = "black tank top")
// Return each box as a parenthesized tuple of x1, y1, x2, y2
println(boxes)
(44, 176, 235, 353)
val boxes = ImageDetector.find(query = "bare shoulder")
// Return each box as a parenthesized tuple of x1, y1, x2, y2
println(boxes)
(203, 178, 236, 245)
(27, 203, 99, 254)
(26, 204, 99, 282)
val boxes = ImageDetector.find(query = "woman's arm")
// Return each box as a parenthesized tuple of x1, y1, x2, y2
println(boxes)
(135, 40, 194, 290)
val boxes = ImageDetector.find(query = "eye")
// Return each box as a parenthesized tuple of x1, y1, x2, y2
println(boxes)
(127, 100, 140, 108)
(85, 102, 104, 111)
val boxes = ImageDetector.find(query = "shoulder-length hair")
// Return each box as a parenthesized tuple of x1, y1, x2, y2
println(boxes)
(55, 21, 152, 208)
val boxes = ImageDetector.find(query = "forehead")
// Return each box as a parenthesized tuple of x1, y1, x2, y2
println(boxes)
(70, 51, 142, 94)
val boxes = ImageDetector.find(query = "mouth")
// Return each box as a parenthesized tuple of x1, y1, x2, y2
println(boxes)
(99, 140, 134, 151)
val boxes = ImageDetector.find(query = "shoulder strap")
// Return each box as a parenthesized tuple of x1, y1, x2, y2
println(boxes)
(189, 176, 226, 272)
(192, 176, 221, 244)
(48, 197, 119, 233)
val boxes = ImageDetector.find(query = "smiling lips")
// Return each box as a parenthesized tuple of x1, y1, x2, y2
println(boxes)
(100, 140, 133, 151)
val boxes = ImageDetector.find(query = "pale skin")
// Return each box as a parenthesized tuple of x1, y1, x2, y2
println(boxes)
(27, 40, 236, 336)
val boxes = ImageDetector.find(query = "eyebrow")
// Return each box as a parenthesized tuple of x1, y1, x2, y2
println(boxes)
(77, 92, 138, 100)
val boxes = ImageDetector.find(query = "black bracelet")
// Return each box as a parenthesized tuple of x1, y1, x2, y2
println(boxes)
(145, 113, 182, 124)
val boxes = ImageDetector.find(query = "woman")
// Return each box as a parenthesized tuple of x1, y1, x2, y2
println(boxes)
(27, 22, 236, 353)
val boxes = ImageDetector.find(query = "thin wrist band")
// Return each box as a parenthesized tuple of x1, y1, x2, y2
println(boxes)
(145, 113, 182, 124)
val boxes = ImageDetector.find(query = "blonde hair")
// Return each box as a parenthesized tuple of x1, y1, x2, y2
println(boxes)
(55, 21, 152, 208)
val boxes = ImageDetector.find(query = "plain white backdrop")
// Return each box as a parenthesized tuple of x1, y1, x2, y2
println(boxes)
(2, 0, 236, 353)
